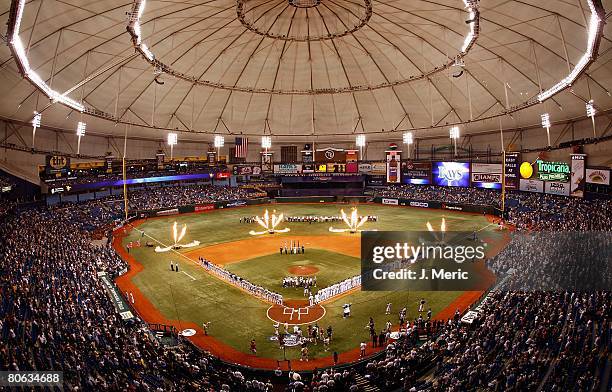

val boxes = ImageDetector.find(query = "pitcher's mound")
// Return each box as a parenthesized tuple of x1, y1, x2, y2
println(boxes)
(288, 265, 319, 275)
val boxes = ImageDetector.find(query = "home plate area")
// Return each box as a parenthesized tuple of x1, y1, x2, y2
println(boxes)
(267, 302, 326, 325)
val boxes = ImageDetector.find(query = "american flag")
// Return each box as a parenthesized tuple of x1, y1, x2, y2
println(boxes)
(235, 137, 248, 158)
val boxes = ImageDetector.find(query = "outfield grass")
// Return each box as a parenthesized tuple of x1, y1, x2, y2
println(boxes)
(121, 203, 504, 360)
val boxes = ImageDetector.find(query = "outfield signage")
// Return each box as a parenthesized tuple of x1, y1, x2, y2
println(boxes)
(195, 204, 215, 212)
(98, 272, 134, 321)
(432, 161, 470, 187)
(157, 208, 179, 216)
(570, 154, 586, 198)
(536, 160, 570, 182)
(545, 181, 570, 196)
(520, 179, 544, 193)
(472, 163, 502, 190)
(504, 152, 520, 189)
(382, 198, 399, 205)
(401, 161, 431, 185)
(586, 168, 610, 185)
(274, 164, 302, 174)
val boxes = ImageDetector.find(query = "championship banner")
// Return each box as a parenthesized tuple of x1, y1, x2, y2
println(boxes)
(471, 163, 503, 189)
(156, 152, 165, 170)
(401, 161, 431, 185)
(586, 168, 610, 185)
(386, 151, 401, 184)
(105, 156, 115, 174)
(570, 154, 586, 198)
(504, 152, 520, 190)
(545, 181, 570, 196)
(520, 179, 544, 193)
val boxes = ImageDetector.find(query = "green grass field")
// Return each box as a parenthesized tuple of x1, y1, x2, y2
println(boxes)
(121, 203, 505, 361)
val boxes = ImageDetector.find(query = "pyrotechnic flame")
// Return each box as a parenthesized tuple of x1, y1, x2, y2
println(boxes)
(250, 209, 290, 235)
(173, 222, 178, 244)
(177, 224, 187, 243)
(441, 218, 446, 232)
(426, 221, 434, 232)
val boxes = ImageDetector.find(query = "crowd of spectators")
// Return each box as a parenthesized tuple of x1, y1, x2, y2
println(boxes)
(0, 182, 610, 391)
(371, 185, 502, 208)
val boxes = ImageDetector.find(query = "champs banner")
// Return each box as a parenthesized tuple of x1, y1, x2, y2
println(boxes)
(386, 151, 401, 184)
(570, 154, 586, 198)
(471, 163, 503, 190)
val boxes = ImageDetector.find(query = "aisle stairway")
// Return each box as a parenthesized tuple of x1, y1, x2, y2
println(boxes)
(354, 374, 381, 392)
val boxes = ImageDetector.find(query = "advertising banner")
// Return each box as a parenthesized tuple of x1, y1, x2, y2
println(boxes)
(98, 272, 134, 321)
(261, 152, 273, 173)
(315, 148, 347, 163)
(535, 160, 570, 182)
(232, 166, 262, 176)
(471, 163, 503, 190)
(432, 161, 470, 187)
(386, 151, 401, 184)
(545, 181, 570, 196)
(586, 168, 610, 185)
(371, 162, 387, 175)
(504, 152, 520, 190)
(45, 155, 70, 176)
(274, 164, 302, 174)
(401, 161, 431, 185)
(519, 179, 544, 193)
(302, 163, 315, 173)
(570, 154, 586, 197)
(195, 204, 215, 212)
(381, 198, 399, 205)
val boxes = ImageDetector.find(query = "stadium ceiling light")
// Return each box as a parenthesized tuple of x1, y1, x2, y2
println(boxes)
(356, 134, 366, 147)
(449, 126, 460, 157)
(167, 132, 178, 146)
(261, 136, 272, 150)
(7, 0, 85, 113)
(403, 131, 414, 159)
(541, 113, 551, 147)
(586, 100, 596, 118)
(76, 121, 86, 155)
(537, 0, 604, 102)
(586, 100, 597, 139)
(31, 111, 41, 148)
(214, 135, 225, 148)
(167, 132, 177, 159)
(403, 132, 414, 145)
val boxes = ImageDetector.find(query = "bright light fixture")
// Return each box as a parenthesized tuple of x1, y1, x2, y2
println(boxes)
(449, 126, 460, 139)
(541, 113, 551, 129)
(167, 132, 177, 146)
(356, 134, 366, 147)
(586, 100, 596, 118)
(32, 112, 41, 128)
(76, 121, 86, 136)
(214, 135, 225, 148)
(403, 132, 413, 145)
(261, 136, 272, 149)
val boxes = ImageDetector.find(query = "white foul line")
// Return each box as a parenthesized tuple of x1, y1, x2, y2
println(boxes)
(182, 271, 197, 281)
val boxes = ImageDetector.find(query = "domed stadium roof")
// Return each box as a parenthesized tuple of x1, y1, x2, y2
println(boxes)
(0, 0, 610, 142)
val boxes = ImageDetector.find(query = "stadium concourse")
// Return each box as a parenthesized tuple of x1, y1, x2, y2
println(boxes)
(0, 181, 610, 391)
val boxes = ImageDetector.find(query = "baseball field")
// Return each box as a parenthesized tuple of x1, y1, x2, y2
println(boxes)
(114, 203, 507, 369)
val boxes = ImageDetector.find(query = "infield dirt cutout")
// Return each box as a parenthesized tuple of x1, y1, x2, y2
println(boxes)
(184, 235, 361, 266)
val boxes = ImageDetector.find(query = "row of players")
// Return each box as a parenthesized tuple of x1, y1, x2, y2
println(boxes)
(239, 215, 379, 224)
